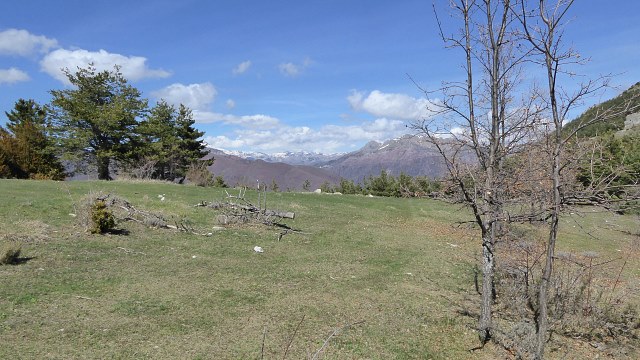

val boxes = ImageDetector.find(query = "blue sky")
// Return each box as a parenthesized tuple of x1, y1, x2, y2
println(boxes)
(1, 1, 639, 154)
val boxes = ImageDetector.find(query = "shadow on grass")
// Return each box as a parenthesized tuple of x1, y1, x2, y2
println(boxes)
(2, 256, 36, 265)
(104, 228, 130, 236)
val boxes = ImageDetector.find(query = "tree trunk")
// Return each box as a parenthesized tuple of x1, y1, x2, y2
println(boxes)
(535, 139, 561, 359)
(97, 155, 112, 180)
(479, 228, 495, 344)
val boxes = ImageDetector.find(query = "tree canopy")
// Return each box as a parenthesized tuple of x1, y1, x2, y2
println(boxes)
(0, 99, 65, 180)
(49, 65, 148, 180)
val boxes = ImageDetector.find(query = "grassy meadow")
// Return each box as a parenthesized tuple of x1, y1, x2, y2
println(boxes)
(0, 179, 638, 359)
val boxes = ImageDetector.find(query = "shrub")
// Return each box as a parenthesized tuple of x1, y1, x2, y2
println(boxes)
(90, 199, 116, 234)
(0, 241, 22, 265)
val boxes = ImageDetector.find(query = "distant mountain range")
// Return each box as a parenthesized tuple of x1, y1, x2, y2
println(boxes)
(319, 135, 449, 182)
(205, 149, 341, 190)
(215, 149, 343, 166)
(207, 134, 453, 189)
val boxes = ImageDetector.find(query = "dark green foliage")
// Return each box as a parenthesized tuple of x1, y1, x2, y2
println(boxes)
(337, 178, 361, 194)
(50, 65, 148, 180)
(135, 100, 179, 180)
(302, 179, 311, 191)
(90, 199, 116, 234)
(334, 171, 442, 198)
(364, 170, 399, 197)
(174, 104, 210, 181)
(133, 101, 210, 182)
(0, 99, 65, 180)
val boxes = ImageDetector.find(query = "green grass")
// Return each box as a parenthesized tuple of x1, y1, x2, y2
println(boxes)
(0, 179, 637, 359)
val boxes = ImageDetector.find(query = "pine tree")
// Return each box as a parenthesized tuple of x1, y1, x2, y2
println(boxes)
(135, 102, 210, 182)
(174, 104, 210, 182)
(50, 65, 147, 180)
(137, 100, 179, 180)
(0, 99, 65, 179)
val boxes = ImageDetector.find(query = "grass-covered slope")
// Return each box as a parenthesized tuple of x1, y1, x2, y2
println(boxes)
(0, 180, 637, 359)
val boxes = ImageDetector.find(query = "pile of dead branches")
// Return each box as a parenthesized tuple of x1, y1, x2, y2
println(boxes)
(195, 188, 294, 226)
(83, 193, 205, 235)
(195, 187, 304, 241)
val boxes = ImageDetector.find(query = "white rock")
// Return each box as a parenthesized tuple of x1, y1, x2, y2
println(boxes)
(253, 246, 264, 253)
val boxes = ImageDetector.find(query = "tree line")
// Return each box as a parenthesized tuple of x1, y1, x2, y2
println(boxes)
(312, 170, 442, 197)
(0, 65, 210, 181)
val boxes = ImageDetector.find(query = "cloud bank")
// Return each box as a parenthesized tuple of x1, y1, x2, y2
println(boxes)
(204, 117, 406, 153)
(41, 49, 171, 84)
(0, 29, 58, 56)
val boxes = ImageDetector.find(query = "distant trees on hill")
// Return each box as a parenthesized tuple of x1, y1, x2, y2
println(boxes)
(318, 170, 442, 198)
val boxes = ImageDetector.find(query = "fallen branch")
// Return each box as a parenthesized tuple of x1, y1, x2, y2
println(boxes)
(97, 194, 210, 236)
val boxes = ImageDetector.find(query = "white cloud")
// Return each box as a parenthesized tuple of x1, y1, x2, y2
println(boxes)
(151, 83, 216, 111)
(195, 112, 280, 129)
(203, 116, 406, 153)
(41, 48, 170, 84)
(278, 57, 312, 77)
(279, 62, 300, 77)
(226, 99, 236, 109)
(0, 29, 58, 56)
(0, 67, 30, 84)
(232, 60, 251, 75)
(348, 90, 436, 120)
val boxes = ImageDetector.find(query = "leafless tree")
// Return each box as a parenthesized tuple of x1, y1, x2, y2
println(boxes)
(413, 0, 542, 344)
(515, 1, 640, 358)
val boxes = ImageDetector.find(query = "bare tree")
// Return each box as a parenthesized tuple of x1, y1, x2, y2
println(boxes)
(515, 1, 640, 358)
(413, 0, 541, 344)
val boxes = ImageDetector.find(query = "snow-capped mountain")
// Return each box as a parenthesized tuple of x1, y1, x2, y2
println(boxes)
(319, 134, 450, 182)
(209, 147, 342, 166)
(205, 134, 469, 188)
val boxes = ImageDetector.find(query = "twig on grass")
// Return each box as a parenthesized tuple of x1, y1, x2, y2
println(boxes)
(75, 295, 96, 301)
(261, 325, 267, 360)
(116, 246, 146, 255)
(282, 314, 306, 360)
(311, 320, 365, 360)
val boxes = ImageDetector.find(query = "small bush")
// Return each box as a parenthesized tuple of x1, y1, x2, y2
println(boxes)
(90, 199, 116, 234)
(0, 241, 22, 265)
